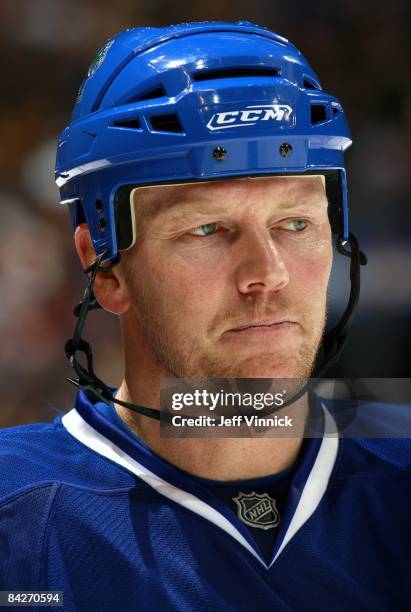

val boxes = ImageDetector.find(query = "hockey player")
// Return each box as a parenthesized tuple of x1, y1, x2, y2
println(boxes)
(1, 21, 409, 611)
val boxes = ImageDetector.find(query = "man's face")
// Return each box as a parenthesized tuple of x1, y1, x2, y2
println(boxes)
(121, 176, 332, 379)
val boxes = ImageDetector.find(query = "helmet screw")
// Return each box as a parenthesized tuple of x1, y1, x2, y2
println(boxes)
(279, 143, 293, 157)
(213, 146, 227, 161)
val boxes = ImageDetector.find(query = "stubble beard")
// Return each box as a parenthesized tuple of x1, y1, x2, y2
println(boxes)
(130, 282, 327, 381)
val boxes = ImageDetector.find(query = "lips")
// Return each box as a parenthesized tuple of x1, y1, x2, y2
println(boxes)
(229, 318, 294, 332)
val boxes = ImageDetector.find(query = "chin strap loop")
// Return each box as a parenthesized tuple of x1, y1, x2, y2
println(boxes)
(65, 232, 367, 420)
(65, 250, 114, 404)
(65, 249, 164, 421)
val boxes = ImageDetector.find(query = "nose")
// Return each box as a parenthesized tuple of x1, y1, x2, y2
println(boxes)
(234, 228, 290, 295)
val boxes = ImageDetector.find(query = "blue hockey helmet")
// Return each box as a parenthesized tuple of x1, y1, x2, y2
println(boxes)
(55, 20, 352, 262)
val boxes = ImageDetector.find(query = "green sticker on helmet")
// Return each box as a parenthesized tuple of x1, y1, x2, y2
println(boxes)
(87, 39, 114, 78)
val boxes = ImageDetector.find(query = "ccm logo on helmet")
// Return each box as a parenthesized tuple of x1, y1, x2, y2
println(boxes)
(206, 104, 293, 131)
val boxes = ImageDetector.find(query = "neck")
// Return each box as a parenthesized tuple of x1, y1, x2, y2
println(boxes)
(114, 378, 308, 481)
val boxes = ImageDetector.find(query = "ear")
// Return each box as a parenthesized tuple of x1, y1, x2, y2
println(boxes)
(74, 224, 131, 315)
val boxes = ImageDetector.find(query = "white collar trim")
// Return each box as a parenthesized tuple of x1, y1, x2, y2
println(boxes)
(270, 403, 339, 565)
(62, 403, 339, 569)
(62, 408, 266, 567)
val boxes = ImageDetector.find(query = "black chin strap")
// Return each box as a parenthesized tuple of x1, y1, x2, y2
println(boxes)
(65, 232, 367, 420)
(65, 251, 162, 421)
(313, 233, 367, 377)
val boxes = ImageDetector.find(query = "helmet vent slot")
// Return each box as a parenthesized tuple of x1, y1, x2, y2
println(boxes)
(150, 113, 183, 133)
(111, 119, 141, 129)
(311, 104, 327, 124)
(131, 86, 166, 103)
(193, 66, 280, 81)
(303, 77, 321, 90)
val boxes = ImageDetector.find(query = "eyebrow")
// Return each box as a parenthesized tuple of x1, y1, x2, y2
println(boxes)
(158, 199, 230, 219)
(136, 193, 230, 223)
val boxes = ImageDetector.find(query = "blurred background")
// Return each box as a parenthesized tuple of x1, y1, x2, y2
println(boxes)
(0, 0, 410, 427)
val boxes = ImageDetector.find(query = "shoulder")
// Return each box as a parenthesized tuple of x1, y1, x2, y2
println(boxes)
(0, 411, 136, 503)
(319, 397, 411, 475)
(0, 412, 144, 588)
(338, 436, 411, 479)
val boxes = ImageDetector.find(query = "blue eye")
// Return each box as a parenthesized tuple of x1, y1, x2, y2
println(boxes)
(190, 223, 219, 236)
(281, 219, 307, 232)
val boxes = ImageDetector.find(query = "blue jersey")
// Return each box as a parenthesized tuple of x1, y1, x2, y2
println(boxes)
(0, 390, 410, 611)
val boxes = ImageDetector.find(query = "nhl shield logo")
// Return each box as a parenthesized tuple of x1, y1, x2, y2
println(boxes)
(233, 492, 280, 530)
